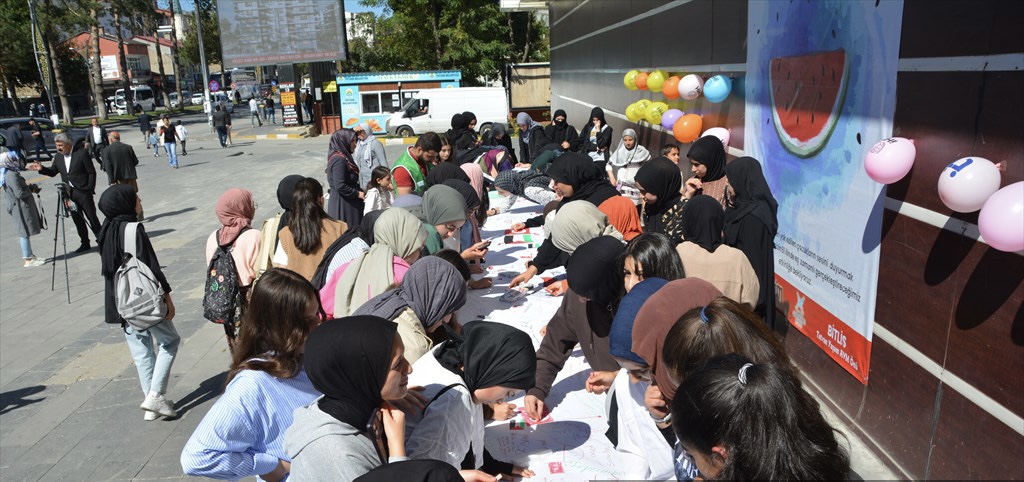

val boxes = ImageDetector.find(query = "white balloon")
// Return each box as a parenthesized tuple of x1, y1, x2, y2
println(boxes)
(937, 157, 1002, 213)
(678, 74, 705, 100)
(701, 127, 731, 149)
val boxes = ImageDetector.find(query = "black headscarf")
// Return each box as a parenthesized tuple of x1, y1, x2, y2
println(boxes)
(461, 111, 477, 130)
(566, 236, 625, 308)
(442, 179, 480, 210)
(426, 162, 471, 187)
(450, 113, 468, 130)
(687, 135, 727, 182)
(98, 184, 140, 277)
(97, 184, 139, 276)
(276, 174, 305, 234)
(578, 107, 607, 138)
(305, 316, 398, 429)
(436, 321, 536, 393)
(546, 152, 618, 208)
(724, 157, 778, 236)
(635, 156, 683, 224)
(681, 195, 724, 252)
(548, 109, 570, 143)
(359, 208, 384, 245)
(354, 460, 463, 482)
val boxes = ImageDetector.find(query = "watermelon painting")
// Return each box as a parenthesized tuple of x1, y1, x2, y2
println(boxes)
(769, 50, 850, 158)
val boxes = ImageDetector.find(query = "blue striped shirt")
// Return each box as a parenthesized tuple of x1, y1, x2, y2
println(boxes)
(181, 368, 320, 481)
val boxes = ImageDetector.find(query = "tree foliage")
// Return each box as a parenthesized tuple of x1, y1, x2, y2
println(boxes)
(0, 0, 42, 90)
(180, 0, 222, 66)
(346, 0, 549, 84)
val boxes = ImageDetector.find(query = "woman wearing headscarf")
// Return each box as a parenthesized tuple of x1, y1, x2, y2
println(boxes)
(724, 157, 780, 329)
(488, 169, 556, 216)
(635, 156, 687, 245)
(354, 257, 468, 364)
(403, 184, 469, 255)
(181, 269, 322, 480)
(548, 200, 624, 254)
(205, 188, 261, 351)
(606, 128, 651, 205)
(405, 322, 536, 477)
(462, 111, 478, 136)
(323, 208, 427, 318)
(425, 162, 471, 188)
(631, 278, 722, 481)
(1, 151, 45, 267)
(676, 195, 760, 309)
(577, 107, 614, 171)
(98, 185, 180, 420)
(515, 112, 550, 167)
(274, 178, 348, 281)
(354, 460, 466, 482)
(460, 163, 489, 227)
(530, 109, 579, 173)
(606, 277, 676, 481)
(256, 175, 305, 278)
(355, 122, 388, 190)
(684, 135, 732, 208)
(510, 154, 641, 288)
(312, 209, 385, 290)
(440, 179, 491, 264)
(523, 236, 625, 424)
(445, 114, 478, 162)
(284, 316, 413, 482)
(326, 128, 364, 226)
(480, 123, 517, 165)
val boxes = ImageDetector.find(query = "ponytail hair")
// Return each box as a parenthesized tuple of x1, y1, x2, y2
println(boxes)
(289, 177, 329, 254)
(672, 353, 850, 481)
(227, 268, 323, 384)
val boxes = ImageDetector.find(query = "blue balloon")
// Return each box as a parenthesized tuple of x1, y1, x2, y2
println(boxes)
(703, 75, 732, 103)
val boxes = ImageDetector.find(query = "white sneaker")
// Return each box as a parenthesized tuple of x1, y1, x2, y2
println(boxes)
(140, 393, 177, 418)
(23, 257, 47, 267)
(144, 410, 160, 421)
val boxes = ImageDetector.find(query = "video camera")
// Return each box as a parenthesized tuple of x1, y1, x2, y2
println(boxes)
(55, 183, 77, 214)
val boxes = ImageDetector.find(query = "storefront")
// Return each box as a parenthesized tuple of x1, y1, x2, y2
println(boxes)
(324, 70, 461, 135)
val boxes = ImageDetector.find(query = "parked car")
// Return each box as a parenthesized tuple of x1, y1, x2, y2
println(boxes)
(208, 92, 234, 114)
(0, 117, 87, 161)
(190, 93, 205, 106)
(168, 93, 180, 109)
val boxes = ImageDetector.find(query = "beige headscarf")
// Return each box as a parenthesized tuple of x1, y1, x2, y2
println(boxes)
(549, 200, 624, 254)
(333, 208, 427, 316)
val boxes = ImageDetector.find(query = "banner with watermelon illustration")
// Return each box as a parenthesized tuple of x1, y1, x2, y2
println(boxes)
(744, 0, 904, 383)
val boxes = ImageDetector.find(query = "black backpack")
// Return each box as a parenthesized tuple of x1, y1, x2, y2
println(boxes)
(203, 228, 249, 324)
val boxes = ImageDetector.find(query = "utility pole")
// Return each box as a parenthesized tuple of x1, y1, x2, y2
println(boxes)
(26, 0, 56, 120)
(196, 0, 211, 127)
(169, 0, 184, 111)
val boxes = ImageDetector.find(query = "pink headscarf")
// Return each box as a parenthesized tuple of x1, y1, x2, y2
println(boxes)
(215, 188, 256, 245)
(460, 162, 485, 201)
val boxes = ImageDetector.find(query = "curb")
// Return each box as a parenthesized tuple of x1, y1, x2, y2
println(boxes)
(382, 137, 418, 146)
(237, 133, 307, 140)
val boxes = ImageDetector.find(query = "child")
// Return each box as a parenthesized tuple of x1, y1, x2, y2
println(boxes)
(175, 120, 188, 155)
(363, 166, 395, 214)
(148, 128, 160, 157)
(437, 136, 452, 164)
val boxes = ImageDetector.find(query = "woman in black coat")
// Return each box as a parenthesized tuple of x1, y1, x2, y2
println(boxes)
(325, 129, 364, 227)
(576, 107, 614, 173)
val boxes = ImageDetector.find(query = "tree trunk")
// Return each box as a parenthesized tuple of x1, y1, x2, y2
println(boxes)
(154, 21, 171, 110)
(168, 0, 183, 111)
(90, 7, 108, 119)
(113, 6, 131, 114)
(429, 0, 442, 66)
(520, 13, 532, 63)
(42, 24, 73, 124)
(1, 71, 21, 115)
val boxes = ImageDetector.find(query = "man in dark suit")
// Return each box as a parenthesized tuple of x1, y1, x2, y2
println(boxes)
(28, 133, 101, 252)
(101, 131, 143, 220)
(138, 110, 152, 144)
(86, 118, 109, 169)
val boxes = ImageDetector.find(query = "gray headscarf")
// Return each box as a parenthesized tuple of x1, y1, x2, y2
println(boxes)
(407, 184, 468, 225)
(516, 112, 538, 142)
(353, 256, 467, 330)
(549, 200, 624, 254)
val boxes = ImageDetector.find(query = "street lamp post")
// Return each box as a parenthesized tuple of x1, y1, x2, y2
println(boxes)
(195, 0, 212, 128)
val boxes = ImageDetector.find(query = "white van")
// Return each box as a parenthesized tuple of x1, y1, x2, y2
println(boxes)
(114, 86, 155, 114)
(386, 87, 508, 138)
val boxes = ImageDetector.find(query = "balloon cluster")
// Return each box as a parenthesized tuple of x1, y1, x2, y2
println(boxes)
(624, 70, 733, 103)
(864, 137, 1020, 252)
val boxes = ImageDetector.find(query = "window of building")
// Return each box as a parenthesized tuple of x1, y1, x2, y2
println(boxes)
(360, 90, 412, 115)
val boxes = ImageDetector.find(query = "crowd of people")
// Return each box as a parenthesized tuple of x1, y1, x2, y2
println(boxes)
(1, 105, 851, 481)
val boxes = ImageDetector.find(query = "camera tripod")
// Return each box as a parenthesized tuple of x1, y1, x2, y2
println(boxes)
(50, 183, 72, 303)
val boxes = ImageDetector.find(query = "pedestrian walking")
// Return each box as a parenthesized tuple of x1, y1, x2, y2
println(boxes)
(87, 118, 109, 168)
(265, 96, 276, 124)
(158, 116, 181, 169)
(138, 110, 152, 144)
(212, 105, 230, 147)
(249, 97, 263, 127)
(4, 122, 26, 159)
(175, 120, 188, 155)
(28, 118, 50, 161)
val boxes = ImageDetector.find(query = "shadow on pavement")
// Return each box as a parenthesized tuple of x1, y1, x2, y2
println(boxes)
(172, 371, 227, 419)
(0, 385, 47, 415)
(179, 161, 211, 169)
(145, 207, 197, 222)
(146, 229, 175, 238)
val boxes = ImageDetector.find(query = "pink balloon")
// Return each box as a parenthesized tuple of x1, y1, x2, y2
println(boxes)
(701, 127, 731, 149)
(937, 157, 1002, 212)
(660, 109, 684, 130)
(978, 181, 1024, 252)
(864, 137, 916, 184)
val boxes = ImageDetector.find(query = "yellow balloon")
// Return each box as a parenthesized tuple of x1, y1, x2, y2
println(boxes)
(645, 101, 669, 124)
(624, 70, 639, 91)
(625, 103, 643, 122)
(647, 70, 667, 92)
(635, 99, 652, 113)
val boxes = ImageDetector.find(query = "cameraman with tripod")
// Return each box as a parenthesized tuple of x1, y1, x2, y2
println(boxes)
(28, 133, 101, 253)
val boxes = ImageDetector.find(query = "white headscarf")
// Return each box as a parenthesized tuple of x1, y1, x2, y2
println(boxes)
(608, 128, 650, 168)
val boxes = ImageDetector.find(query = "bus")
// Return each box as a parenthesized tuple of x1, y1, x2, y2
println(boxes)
(209, 69, 258, 100)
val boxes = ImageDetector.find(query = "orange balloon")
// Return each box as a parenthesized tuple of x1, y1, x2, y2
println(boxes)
(673, 114, 703, 143)
(662, 76, 681, 99)
(635, 72, 650, 90)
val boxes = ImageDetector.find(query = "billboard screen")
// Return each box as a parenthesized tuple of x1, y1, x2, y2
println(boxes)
(217, 0, 348, 68)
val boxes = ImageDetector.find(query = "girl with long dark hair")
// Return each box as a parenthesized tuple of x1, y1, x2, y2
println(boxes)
(274, 178, 348, 280)
(181, 268, 323, 481)
(620, 232, 685, 293)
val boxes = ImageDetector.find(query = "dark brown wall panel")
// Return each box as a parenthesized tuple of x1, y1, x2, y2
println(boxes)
(929, 388, 1024, 479)
(900, 0, 1024, 58)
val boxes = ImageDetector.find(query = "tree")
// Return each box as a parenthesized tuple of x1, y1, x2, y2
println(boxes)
(89, 3, 108, 119)
(0, 0, 41, 113)
(180, 0, 221, 67)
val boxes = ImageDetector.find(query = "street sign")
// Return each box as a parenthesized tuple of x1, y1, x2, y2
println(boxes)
(271, 80, 278, 86)
(209, 80, 220, 92)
